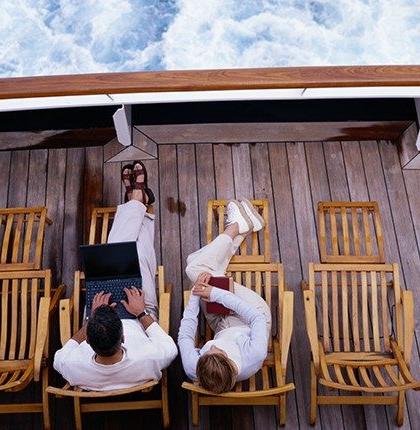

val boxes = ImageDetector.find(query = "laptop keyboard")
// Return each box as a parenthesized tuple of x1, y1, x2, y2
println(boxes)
(86, 277, 142, 319)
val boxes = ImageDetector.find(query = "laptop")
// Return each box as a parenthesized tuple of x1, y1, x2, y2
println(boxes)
(80, 242, 142, 319)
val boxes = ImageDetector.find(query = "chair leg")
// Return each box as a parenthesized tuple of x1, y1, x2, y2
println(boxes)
(278, 393, 286, 426)
(396, 391, 405, 426)
(42, 368, 51, 430)
(192, 392, 200, 427)
(74, 398, 83, 430)
(161, 373, 170, 429)
(310, 362, 317, 426)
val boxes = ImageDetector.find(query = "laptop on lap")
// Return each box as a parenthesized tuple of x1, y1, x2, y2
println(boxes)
(80, 242, 142, 319)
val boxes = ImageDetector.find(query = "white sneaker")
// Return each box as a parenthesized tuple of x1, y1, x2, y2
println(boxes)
(226, 200, 253, 235)
(240, 199, 265, 232)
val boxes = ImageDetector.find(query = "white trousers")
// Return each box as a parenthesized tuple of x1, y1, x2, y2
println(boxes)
(108, 200, 158, 317)
(185, 234, 271, 336)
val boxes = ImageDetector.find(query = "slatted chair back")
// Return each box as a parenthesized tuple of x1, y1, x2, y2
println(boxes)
(88, 207, 116, 245)
(307, 263, 402, 354)
(88, 206, 154, 245)
(0, 207, 52, 271)
(226, 263, 285, 352)
(318, 201, 385, 263)
(207, 199, 270, 263)
(0, 270, 51, 383)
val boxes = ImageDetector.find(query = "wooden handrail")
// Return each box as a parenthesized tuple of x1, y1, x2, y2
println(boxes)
(1, 66, 420, 99)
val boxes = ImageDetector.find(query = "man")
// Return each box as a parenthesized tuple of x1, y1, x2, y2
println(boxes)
(178, 199, 272, 394)
(54, 161, 177, 391)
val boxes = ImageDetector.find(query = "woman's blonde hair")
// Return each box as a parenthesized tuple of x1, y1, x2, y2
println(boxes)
(196, 353, 237, 394)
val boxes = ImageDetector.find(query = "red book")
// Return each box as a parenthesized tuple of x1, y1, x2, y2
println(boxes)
(206, 277, 234, 315)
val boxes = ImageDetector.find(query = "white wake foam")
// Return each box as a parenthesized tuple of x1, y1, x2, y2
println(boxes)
(0, 0, 419, 77)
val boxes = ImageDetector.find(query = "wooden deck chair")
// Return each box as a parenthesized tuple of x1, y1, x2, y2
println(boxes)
(47, 206, 171, 430)
(318, 201, 385, 263)
(182, 262, 295, 426)
(302, 263, 419, 426)
(0, 269, 64, 429)
(0, 207, 52, 271)
(207, 199, 271, 263)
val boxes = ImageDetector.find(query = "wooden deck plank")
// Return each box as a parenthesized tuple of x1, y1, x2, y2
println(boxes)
(379, 140, 420, 429)
(177, 145, 200, 291)
(103, 141, 122, 207)
(323, 141, 369, 430)
(8, 150, 29, 208)
(26, 149, 48, 207)
(0, 152, 11, 206)
(83, 146, 103, 242)
(341, 142, 369, 201)
(211, 143, 235, 429)
(342, 141, 393, 430)
(249, 142, 280, 263)
(62, 148, 85, 290)
(269, 142, 311, 430)
(360, 141, 413, 430)
(289, 142, 345, 430)
(305, 142, 357, 430)
(44, 148, 67, 285)
(196, 144, 216, 248)
(158, 144, 188, 430)
(143, 158, 161, 265)
(232, 143, 266, 430)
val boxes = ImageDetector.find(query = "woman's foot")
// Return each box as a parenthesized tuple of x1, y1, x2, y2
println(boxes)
(225, 200, 253, 236)
(121, 164, 133, 202)
(240, 199, 265, 232)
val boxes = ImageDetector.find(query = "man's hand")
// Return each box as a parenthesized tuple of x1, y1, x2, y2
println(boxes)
(121, 287, 145, 317)
(91, 291, 116, 314)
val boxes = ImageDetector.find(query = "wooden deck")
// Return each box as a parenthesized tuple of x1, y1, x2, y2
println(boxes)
(0, 139, 419, 429)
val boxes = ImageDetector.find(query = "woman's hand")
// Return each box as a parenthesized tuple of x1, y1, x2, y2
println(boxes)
(191, 272, 213, 300)
(195, 272, 212, 286)
(192, 283, 213, 301)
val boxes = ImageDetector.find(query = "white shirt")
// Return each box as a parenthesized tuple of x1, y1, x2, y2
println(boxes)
(200, 326, 246, 374)
(178, 288, 269, 382)
(54, 319, 178, 391)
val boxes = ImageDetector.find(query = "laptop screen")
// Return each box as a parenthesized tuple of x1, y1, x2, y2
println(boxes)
(80, 242, 141, 280)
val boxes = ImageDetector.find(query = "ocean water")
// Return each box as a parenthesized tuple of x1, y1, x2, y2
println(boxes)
(0, 0, 419, 77)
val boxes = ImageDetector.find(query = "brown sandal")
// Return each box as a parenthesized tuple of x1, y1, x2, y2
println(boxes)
(121, 164, 134, 203)
(133, 161, 155, 205)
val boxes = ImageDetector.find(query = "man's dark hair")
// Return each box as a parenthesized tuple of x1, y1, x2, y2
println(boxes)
(87, 305, 123, 357)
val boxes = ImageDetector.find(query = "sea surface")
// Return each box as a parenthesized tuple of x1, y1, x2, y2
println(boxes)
(0, 0, 419, 77)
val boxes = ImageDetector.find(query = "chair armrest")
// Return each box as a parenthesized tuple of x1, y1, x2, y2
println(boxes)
(183, 290, 191, 306)
(280, 291, 294, 373)
(49, 284, 66, 315)
(181, 382, 295, 397)
(59, 299, 73, 346)
(47, 379, 159, 398)
(402, 290, 414, 363)
(159, 292, 171, 334)
(303, 289, 320, 371)
(34, 297, 51, 381)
